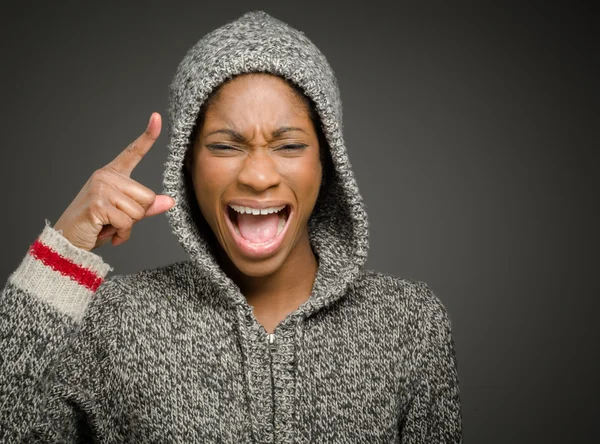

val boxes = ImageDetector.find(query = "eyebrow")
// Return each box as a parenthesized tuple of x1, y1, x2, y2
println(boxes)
(205, 126, 306, 142)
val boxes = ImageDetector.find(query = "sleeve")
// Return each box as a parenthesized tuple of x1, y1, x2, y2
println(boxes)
(0, 219, 115, 442)
(399, 282, 464, 444)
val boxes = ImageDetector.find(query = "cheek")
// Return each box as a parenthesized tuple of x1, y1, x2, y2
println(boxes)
(192, 155, 236, 216)
(282, 156, 322, 209)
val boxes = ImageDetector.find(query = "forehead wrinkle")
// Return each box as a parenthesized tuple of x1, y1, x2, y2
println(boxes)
(203, 84, 311, 143)
(204, 124, 309, 145)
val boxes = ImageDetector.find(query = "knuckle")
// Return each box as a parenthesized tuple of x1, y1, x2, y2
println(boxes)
(124, 215, 134, 228)
(124, 141, 143, 161)
(117, 230, 131, 242)
(131, 205, 146, 221)
(91, 168, 110, 183)
(87, 203, 105, 225)
(141, 188, 157, 205)
(92, 198, 108, 212)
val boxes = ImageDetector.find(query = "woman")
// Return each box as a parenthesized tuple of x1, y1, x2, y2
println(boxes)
(0, 10, 462, 443)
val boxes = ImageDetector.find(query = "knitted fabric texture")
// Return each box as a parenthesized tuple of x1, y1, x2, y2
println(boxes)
(0, 10, 463, 443)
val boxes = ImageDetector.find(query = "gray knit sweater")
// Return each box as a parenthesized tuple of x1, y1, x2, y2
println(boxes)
(0, 10, 462, 443)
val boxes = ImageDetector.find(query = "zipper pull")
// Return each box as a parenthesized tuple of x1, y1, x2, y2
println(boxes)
(267, 333, 276, 344)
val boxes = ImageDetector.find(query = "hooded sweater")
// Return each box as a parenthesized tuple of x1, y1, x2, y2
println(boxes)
(0, 10, 463, 444)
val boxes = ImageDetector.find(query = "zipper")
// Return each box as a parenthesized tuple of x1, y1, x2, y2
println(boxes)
(266, 332, 276, 439)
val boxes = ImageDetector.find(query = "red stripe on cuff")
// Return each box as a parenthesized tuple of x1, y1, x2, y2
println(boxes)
(29, 240, 104, 292)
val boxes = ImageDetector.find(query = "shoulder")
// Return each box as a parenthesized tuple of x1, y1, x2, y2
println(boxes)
(351, 270, 458, 368)
(352, 269, 452, 327)
(84, 259, 198, 318)
(99, 259, 196, 294)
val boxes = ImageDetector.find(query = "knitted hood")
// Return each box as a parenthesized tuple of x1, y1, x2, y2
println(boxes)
(162, 10, 369, 317)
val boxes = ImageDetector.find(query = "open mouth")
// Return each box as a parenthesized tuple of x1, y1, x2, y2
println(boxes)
(224, 204, 292, 258)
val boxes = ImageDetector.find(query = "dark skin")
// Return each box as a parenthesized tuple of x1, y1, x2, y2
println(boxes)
(187, 73, 322, 334)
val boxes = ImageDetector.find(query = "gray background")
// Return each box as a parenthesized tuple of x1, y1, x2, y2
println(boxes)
(1, 1, 597, 442)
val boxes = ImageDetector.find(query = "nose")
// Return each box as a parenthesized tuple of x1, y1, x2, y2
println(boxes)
(237, 149, 281, 192)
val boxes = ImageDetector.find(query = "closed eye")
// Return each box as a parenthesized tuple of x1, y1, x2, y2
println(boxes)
(276, 144, 308, 151)
(206, 144, 308, 152)
(207, 144, 239, 152)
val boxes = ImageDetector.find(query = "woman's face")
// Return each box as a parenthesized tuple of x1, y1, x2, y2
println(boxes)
(190, 73, 322, 277)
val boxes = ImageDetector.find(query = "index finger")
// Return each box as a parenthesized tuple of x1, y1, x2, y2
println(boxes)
(107, 112, 161, 177)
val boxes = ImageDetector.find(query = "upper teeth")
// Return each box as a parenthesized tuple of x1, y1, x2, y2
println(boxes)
(230, 204, 285, 215)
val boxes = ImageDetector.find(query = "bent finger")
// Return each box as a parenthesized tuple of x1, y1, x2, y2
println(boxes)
(107, 190, 147, 223)
(145, 195, 176, 217)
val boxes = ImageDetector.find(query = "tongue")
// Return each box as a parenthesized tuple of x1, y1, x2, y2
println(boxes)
(236, 212, 280, 243)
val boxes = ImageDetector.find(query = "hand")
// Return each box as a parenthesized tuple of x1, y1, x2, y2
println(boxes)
(53, 113, 175, 252)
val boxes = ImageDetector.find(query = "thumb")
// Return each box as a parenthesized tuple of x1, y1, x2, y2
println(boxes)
(145, 195, 176, 217)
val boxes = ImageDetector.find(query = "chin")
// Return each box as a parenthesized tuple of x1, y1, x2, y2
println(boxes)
(227, 251, 289, 278)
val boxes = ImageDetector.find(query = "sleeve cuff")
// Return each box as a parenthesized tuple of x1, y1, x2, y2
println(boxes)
(8, 220, 114, 323)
